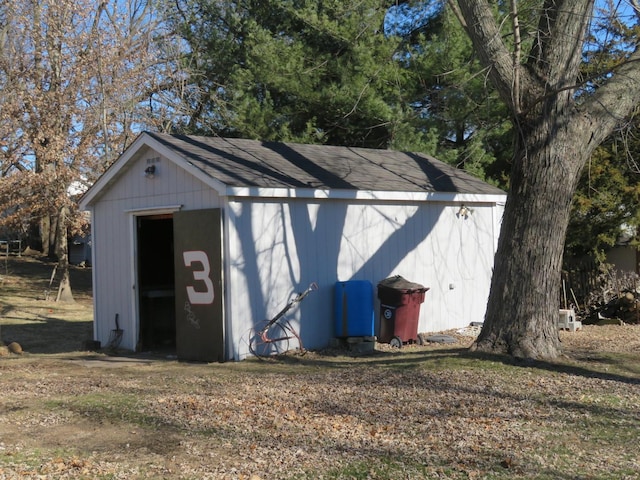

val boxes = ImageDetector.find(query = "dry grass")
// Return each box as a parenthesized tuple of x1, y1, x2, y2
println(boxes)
(1, 256, 640, 479)
(0, 255, 93, 354)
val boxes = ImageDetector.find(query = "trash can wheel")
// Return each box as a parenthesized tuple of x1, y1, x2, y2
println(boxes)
(389, 336, 403, 348)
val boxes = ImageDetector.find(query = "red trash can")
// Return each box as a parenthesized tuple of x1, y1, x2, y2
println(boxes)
(377, 276, 429, 347)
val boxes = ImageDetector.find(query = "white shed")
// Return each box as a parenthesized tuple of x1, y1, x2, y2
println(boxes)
(80, 132, 506, 361)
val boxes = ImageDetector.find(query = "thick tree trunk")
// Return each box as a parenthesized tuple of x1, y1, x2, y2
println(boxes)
(56, 265, 74, 303)
(473, 114, 587, 359)
(455, 0, 640, 359)
(55, 206, 74, 303)
(39, 214, 59, 258)
(40, 216, 52, 257)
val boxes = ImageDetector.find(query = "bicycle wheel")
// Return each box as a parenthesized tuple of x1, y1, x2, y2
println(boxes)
(248, 320, 292, 358)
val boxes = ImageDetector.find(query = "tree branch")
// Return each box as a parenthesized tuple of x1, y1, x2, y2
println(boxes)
(510, 0, 522, 114)
(630, 0, 640, 21)
(448, 1, 467, 30)
(454, 0, 521, 113)
(528, 0, 594, 91)
(582, 52, 640, 147)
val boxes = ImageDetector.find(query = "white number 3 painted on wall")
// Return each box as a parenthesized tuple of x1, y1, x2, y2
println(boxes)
(183, 250, 215, 305)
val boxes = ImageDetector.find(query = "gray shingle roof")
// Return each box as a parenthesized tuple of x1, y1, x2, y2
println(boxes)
(147, 132, 504, 195)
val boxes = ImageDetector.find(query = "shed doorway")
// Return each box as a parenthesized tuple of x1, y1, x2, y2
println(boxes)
(136, 214, 176, 351)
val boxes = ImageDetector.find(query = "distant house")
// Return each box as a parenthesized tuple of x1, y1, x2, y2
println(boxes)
(79, 132, 506, 361)
(69, 233, 91, 266)
(68, 182, 92, 265)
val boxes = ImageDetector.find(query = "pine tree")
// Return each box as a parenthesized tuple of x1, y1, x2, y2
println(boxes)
(163, 0, 431, 149)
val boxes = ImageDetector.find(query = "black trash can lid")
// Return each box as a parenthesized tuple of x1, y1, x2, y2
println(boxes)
(377, 275, 428, 293)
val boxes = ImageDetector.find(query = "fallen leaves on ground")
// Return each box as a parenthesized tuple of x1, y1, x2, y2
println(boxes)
(1, 325, 639, 479)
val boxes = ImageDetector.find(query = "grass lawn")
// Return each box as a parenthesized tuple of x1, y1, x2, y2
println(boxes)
(1, 256, 639, 479)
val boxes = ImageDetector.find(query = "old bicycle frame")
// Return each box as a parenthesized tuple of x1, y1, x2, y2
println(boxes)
(248, 282, 318, 357)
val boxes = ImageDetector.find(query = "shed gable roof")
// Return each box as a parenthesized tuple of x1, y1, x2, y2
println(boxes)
(146, 132, 504, 195)
(80, 132, 506, 209)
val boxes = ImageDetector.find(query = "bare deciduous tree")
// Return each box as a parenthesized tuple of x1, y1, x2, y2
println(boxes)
(449, 0, 640, 358)
(0, 0, 184, 301)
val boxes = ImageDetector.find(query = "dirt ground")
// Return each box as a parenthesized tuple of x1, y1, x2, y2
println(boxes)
(1, 256, 640, 479)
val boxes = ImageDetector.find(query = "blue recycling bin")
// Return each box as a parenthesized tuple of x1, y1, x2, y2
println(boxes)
(334, 280, 374, 337)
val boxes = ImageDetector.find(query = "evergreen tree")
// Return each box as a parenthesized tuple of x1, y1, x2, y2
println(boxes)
(163, 0, 435, 149)
(564, 1, 640, 261)
(567, 136, 640, 260)
(397, 4, 512, 184)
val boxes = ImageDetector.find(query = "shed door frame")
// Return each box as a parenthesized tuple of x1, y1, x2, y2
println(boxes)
(128, 205, 183, 350)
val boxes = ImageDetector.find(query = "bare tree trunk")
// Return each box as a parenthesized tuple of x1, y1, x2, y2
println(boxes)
(454, 0, 640, 359)
(38, 214, 59, 258)
(55, 206, 74, 303)
(473, 116, 584, 358)
(40, 216, 50, 256)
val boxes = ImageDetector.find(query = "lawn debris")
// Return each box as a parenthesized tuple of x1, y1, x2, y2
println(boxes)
(7, 341, 22, 354)
(574, 266, 640, 326)
(582, 287, 640, 325)
(420, 333, 457, 344)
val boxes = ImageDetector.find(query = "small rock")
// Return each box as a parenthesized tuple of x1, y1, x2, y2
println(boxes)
(424, 334, 457, 344)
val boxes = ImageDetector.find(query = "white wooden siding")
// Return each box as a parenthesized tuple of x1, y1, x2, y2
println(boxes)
(90, 148, 222, 350)
(86, 141, 505, 359)
(226, 197, 500, 360)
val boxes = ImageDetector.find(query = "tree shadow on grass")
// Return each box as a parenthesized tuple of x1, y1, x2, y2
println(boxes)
(466, 349, 640, 386)
(1, 318, 94, 354)
(258, 346, 640, 479)
(270, 344, 640, 386)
